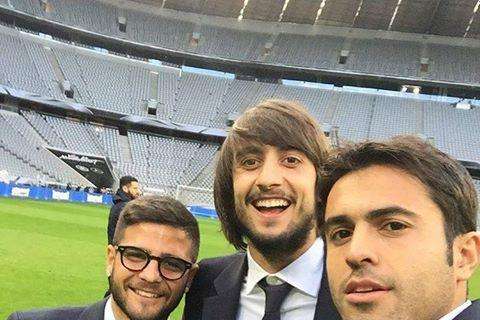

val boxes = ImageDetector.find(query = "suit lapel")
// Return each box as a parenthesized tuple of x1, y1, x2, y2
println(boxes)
(453, 300, 480, 320)
(313, 269, 341, 320)
(78, 299, 107, 320)
(202, 254, 248, 320)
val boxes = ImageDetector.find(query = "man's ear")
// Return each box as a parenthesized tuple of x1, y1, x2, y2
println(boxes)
(106, 245, 116, 277)
(121, 185, 128, 193)
(184, 263, 199, 293)
(453, 231, 480, 282)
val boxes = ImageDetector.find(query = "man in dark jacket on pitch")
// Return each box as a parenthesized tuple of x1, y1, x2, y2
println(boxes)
(107, 176, 141, 244)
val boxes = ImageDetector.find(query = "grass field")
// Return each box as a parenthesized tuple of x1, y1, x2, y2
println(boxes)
(1, 197, 480, 319)
(0, 197, 234, 319)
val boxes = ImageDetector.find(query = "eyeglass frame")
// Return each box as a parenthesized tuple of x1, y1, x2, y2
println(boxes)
(114, 245, 193, 281)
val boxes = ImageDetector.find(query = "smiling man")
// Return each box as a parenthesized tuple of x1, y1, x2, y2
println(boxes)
(320, 136, 480, 320)
(8, 195, 199, 320)
(184, 99, 340, 320)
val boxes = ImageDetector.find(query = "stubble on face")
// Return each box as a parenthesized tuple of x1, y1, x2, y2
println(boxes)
(235, 188, 316, 264)
(334, 264, 455, 320)
(109, 267, 183, 320)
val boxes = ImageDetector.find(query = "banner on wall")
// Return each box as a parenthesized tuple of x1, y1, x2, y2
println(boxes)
(87, 193, 103, 204)
(11, 187, 30, 197)
(52, 190, 69, 201)
(45, 146, 116, 189)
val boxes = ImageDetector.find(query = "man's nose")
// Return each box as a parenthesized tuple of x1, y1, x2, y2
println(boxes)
(138, 260, 163, 283)
(345, 226, 380, 270)
(255, 158, 282, 191)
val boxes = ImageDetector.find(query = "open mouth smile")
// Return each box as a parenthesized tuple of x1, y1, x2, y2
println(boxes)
(251, 197, 292, 216)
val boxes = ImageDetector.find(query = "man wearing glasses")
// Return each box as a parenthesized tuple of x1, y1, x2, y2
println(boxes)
(8, 195, 200, 320)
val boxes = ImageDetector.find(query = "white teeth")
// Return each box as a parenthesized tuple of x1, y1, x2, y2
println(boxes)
(255, 199, 289, 208)
(133, 289, 160, 298)
(355, 287, 374, 293)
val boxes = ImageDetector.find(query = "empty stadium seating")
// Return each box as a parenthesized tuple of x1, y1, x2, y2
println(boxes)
(0, 108, 220, 198)
(1, 24, 479, 165)
(3, 0, 480, 84)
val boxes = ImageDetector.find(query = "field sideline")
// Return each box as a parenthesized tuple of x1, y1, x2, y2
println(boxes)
(1, 197, 479, 319)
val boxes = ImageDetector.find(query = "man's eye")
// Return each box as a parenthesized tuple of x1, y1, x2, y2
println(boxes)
(283, 156, 301, 166)
(383, 221, 408, 231)
(330, 229, 352, 242)
(241, 158, 259, 167)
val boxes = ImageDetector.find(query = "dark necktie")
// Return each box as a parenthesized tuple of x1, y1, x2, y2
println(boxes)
(258, 277, 293, 320)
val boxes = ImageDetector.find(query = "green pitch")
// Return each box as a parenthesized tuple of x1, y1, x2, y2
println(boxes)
(1, 197, 479, 320)
(0, 197, 234, 319)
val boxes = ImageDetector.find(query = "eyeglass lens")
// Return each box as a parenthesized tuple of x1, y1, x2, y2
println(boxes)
(120, 246, 188, 280)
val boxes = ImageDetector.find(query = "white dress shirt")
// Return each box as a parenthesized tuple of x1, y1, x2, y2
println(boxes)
(237, 237, 325, 320)
(438, 300, 472, 320)
(104, 297, 116, 320)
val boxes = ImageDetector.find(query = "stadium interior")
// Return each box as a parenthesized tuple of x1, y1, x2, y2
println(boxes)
(0, 0, 479, 207)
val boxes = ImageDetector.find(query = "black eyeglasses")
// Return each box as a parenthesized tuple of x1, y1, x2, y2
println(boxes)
(115, 245, 193, 281)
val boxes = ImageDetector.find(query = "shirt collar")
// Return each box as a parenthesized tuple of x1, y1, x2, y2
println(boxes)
(244, 237, 324, 297)
(104, 297, 116, 320)
(438, 300, 472, 320)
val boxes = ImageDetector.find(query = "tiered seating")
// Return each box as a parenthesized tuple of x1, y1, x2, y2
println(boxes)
(173, 72, 230, 127)
(369, 95, 422, 139)
(0, 110, 87, 184)
(43, 115, 105, 155)
(126, 9, 193, 51)
(124, 131, 217, 192)
(330, 92, 374, 141)
(423, 101, 480, 162)
(194, 25, 268, 61)
(267, 34, 342, 69)
(428, 44, 480, 84)
(3, 0, 480, 84)
(156, 70, 180, 120)
(0, 32, 62, 99)
(54, 47, 150, 115)
(344, 39, 420, 78)
(275, 84, 334, 121)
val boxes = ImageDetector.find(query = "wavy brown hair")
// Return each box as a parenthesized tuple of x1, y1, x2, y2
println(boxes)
(214, 99, 330, 250)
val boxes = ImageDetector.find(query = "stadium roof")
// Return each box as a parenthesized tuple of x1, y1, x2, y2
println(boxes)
(141, 0, 480, 39)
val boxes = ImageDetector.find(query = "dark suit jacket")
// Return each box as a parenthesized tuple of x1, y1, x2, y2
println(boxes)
(7, 299, 107, 320)
(183, 252, 340, 320)
(453, 300, 480, 320)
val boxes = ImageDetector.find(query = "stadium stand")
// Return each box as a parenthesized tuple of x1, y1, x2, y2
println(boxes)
(0, 24, 478, 166)
(0, 32, 63, 99)
(3, 0, 480, 84)
(0, 110, 88, 184)
(1, 2, 479, 208)
(193, 25, 268, 61)
(266, 34, 343, 69)
(0, 107, 220, 197)
(343, 39, 421, 78)
(53, 46, 151, 115)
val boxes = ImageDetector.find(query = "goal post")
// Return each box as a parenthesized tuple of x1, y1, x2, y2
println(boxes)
(175, 185, 214, 207)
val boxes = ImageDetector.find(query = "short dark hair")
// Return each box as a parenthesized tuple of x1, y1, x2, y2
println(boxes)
(320, 135, 478, 265)
(113, 195, 200, 261)
(119, 176, 138, 188)
(214, 99, 331, 250)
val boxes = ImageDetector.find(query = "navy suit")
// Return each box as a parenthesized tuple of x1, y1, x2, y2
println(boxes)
(183, 252, 340, 320)
(453, 300, 480, 319)
(7, 299, 106, 320)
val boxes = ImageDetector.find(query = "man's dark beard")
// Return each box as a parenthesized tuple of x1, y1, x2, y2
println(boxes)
(108, 273, 169, 320)
(239, 209, 315, 264)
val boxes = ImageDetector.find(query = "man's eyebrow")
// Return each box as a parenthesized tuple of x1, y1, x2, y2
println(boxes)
(234, 145, 263, 160)
(321, 206, 418, 235)
(321, 215, 355, 235)
(365, 206, 418, 221)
